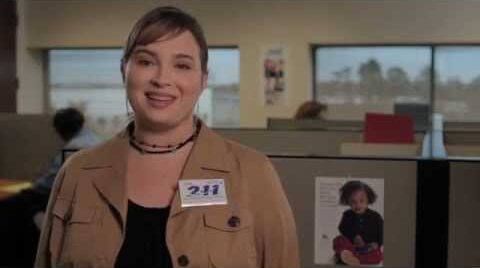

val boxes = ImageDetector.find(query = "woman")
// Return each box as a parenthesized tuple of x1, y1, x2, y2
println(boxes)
(35, 6, 299, 268)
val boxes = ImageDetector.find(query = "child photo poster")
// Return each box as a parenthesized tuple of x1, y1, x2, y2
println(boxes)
(261, 45, 288, 106)
(315, 177, 385, 266)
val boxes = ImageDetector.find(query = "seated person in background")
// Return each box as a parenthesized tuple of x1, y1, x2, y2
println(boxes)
(333, 180, 384, 266)
(0, 107, 101, 268)
(32, 108, 101, 193)
(294, 100, 328, 119)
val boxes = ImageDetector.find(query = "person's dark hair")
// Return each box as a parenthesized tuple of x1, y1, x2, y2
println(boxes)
(339, 180, 377, 205)
(121, 6, 208, 79)
(53, 108, 84, 141)
(294, 101, 327, 119)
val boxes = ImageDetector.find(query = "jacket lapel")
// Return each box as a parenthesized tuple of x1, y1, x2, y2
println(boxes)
(85, 133, 129, 232)
(169, 123, 232, 217)
(84, 122, 233, 228)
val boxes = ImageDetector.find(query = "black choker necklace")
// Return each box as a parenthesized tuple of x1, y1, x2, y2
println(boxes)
(129, 120, 201, 155)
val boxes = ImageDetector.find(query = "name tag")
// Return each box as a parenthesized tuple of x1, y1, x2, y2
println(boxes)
(179, 179, 228, 208)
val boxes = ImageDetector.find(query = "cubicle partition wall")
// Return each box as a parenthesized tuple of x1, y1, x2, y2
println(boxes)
(444, 131, 480, 145)
(270, 156, 418, 268)
(0, 113, 62, 180)
(218, 129, 425, 157)
(267, 118, 364, 131)
(448, 160, 480, 268)
(218, 129, 362, 156)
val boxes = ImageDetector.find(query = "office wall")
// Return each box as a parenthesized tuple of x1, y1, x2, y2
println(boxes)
(17, 0, 480, 127)
(16, 0, 44, 114)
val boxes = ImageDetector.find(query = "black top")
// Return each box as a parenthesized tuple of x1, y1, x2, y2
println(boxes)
(115, 200, 172, 268)
(338, 208, 384, 246)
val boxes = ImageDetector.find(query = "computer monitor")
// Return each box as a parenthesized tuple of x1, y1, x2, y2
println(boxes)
(394, 103, 430, 131)
(61, 148, 80, 164)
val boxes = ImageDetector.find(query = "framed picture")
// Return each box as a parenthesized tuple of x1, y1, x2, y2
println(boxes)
(315, 177, 385, 266)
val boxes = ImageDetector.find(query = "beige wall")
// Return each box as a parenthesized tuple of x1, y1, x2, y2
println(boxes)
(17, 0, 45, 114)
(17, 0, 480, 126)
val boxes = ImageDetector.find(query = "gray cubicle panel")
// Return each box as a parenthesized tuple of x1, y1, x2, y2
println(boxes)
(444, 122, 480, 132)
(444, 131, 480, 145)
(267, 118, 364, 131)
(448, 160, 480, 268)
(217, 128, 424, 156)
(268, 118, 432, 132)
(270, 156, 417, 268)
(217, 129, 362, 156)
(0, 113, 62, 180)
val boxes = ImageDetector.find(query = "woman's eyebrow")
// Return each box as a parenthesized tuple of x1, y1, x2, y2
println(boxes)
(175, 53, 194, 61)
(132, 47, 156, 56)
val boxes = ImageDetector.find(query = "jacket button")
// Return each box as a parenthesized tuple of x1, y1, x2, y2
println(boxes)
(228, 216, 241, 228)
(178, 255, 189, 267)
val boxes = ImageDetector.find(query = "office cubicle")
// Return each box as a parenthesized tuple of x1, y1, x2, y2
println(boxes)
(218, 128, 424, 157)
(218, 127, 480, 158)
(218, 129, 363, 156)
(262, 118, 480, 158)
(267, 118, 363, 131)
(448, 160, 480, 268)
(271, 156, 417, 268)
(0, 113, 62, 180)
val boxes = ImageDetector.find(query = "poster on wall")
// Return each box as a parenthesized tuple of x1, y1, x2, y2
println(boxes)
(261, 45, 288, 106)
(315, 177, 385, 266)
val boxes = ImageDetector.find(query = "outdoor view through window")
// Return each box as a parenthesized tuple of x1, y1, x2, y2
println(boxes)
(48, 48, 240, 138)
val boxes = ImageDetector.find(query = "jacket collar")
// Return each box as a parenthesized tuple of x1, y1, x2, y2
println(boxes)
(82, 121, 232, 229)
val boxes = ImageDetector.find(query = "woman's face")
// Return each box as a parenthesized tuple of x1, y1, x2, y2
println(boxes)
(124, 30, 206, 130)
(349, 190, 369, 214)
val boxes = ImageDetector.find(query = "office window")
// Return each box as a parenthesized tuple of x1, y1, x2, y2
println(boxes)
(48, 49, 126, 138)
(197, 48, 240, 128)
(48, 48, 240, 137)
(314, 46, 431, 121)
(435, 46, 480, 122)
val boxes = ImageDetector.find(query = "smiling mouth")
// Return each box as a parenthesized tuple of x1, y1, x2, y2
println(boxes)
(145, 92, 176, 109)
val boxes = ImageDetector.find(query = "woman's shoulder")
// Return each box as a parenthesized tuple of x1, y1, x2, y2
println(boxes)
(226, 138, 267, 159)
(222, 137, 271, 168)
(209, 130, 278, 181)
(61, 136, 123, 171)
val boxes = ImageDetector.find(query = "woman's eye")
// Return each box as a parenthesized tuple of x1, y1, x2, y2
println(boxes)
(137, 58, 154, 66)
(176, 63, 192, 70)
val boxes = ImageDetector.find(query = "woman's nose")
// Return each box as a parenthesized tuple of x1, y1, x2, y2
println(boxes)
(150, 65, 172, 88)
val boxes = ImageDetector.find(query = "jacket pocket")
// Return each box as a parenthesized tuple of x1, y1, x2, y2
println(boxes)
(49, 198, 71, 264)
(57, 203, 99, 264)
(203, 207, 257, 268)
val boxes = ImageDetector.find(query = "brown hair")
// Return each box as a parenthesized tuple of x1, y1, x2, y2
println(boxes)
(339, 180, 377, 205)
(294, 101, 327, 119)
(121, 6, 208, 78)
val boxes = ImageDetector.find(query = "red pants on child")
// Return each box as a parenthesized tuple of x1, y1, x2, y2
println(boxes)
(333, 236, 383, 264)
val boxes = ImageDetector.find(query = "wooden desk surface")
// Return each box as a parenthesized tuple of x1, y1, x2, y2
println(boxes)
(0, 179, 32, 200)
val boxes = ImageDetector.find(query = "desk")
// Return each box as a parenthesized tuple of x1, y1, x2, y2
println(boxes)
(446, 145, 480, 157)
(340, 142, 420, 157)
(0, 179, 32, 200)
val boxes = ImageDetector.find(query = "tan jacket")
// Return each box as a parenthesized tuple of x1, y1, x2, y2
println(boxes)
(35, 124, 300, 268)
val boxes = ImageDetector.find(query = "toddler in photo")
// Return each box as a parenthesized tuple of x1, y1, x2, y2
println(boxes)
(333, 180, 384, 265)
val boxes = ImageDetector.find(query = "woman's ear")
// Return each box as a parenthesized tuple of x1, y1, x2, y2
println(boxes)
(201, 71, 208, 89)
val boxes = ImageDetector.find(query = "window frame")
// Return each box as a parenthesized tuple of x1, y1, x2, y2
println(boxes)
(311, 43, 480, 123)
(45, 45, 241, 128)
